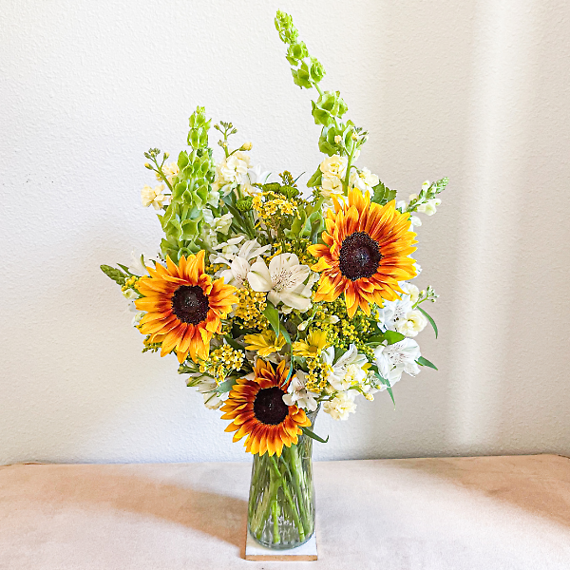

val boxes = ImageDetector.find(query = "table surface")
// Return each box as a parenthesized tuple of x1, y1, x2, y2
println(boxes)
(1, 454, 569, 569)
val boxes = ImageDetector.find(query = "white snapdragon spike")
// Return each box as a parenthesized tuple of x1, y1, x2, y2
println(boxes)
(322, 345, 368, 392)
(417, 198, 441, 216)
(141, 184, 167, 210)
(374, 338, 421, 385)
(213, 151, 252, 192)
(283, 370, 319, 411)
(323, 391, 357, 420)
(349, 167, 379, 193)
(248, 253, 312, 311)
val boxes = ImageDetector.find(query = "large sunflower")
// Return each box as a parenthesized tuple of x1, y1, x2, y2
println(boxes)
(135, 251, 237, 363)
(309, 188, 417, 318)
(221, 360, 311, 456)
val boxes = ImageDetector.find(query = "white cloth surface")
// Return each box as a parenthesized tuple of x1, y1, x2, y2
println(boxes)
(0, 455, 569, 569)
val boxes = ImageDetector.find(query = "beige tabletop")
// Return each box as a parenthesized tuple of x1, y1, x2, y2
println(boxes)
(0, 454, 569, 569)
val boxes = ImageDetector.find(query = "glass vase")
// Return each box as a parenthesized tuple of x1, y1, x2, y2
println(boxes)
(247, 408, 318, 549)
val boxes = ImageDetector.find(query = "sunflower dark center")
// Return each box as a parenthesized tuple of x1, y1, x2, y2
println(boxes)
(338, 231, 382, 281)
(171, 285, 209, 325)
(253, 387, 289, 425)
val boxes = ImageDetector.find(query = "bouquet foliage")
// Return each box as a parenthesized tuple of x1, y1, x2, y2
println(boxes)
(102, 11, 447, 458)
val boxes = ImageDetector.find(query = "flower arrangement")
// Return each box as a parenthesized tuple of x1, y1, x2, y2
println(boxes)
(101, 11, 447, 549)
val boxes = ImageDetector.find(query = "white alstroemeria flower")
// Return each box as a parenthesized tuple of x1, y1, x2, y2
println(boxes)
(396, 309, 428, 338)
(322, 345, 368, 391)
(211, 238, 272, 267)
(417, 198, 441, 216)
(323, 391, 356, 420)
(128, 250, 161, 276)
(248, 253, 312, 311)
(218, 256, 251, 288)
(242, 164, 271, 195)
(196, 379, 223, 409)
(377, 296, 414, 332)
(203, 209, 233, 235)
(374, 338, 421, 382)
(283, 370, 319, 411)
(213, 151, 252, 191)
(141, 184, 167, 210)
(349, 167, 379, 193)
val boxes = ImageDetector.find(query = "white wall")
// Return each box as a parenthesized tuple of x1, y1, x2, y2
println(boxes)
(2, 0, 569, 465)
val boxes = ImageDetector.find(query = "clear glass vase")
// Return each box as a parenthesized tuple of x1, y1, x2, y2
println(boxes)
(247, 408, 318, 549)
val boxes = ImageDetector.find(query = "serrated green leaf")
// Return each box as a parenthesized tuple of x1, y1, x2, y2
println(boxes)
(418, 307, 438, 338)
(417, 356, 438, 370)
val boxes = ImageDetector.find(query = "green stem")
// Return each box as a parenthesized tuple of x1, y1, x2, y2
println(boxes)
(269, 455, 306, 542)
(283, 446, 310, 535)
(271, 500, 280, 544)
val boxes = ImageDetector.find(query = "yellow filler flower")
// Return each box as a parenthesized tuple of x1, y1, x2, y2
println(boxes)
(308, 188, 417, 318)
(221, 360, 311, 456)
(135, 251, 237, 363)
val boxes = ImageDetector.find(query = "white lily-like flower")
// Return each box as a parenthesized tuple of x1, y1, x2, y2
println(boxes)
(323, 391, 356, 420)
(374, 338, 421, 385)
(128, 250, 161, 276)
(196, 378, 223, 409)
(283, 370, 319, 411)
(377, 296, 414, 332)
(218, 256, 251, 288)
(203, 209, 233, 235)
(322, 345, 369, 391)
(247, 253, 312, 311)
(211, 238, 271, 267)
(242, 164, 271, 195)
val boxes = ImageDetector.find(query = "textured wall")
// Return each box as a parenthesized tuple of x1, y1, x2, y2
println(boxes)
(1, 0, 569, 464)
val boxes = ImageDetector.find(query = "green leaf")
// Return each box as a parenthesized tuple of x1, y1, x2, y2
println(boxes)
(375, 374, 396, 406)
(302, 426, 329, 444)
(216, 377, 238, 393)
(383, 330, 406, 345)
(418, 307, 438, 338)
(224, 336, 244, 352)
(306, 167, 322, 188)
(371, 180, 397, 205)
(100, 265, 127, 286)
(262, 303, 292, 344)
(417, 356, 438, 370)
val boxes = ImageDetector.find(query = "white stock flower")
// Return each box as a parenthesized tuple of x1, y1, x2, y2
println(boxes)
(401, 282, 420, 304)
(374, 338, 421, 384)
(417, 198, 441, 216)
(323, 391, 356, 420)
(247, 253, 312, 311)
(213, 151, 252, 191)
(395, 309, 428, 338)
(203, 209, 233, 235)
(157, 162, 179, 185)
(322, 345, 368, 391)
(320, 155, 348, 198)
(141, 184, 167, 210)
(349, 168, 379, 193)
(283, 370, 319, 411)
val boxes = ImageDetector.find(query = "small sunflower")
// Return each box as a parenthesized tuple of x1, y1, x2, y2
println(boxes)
(308, 188, 417, 318)
(135, 251, 237, 363)
(221, 359, 311, 456)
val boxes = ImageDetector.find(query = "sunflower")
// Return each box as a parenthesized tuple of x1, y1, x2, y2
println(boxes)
(135, 251, 237, 363)
(221, 359, 311, 456)
(308, 188, 417, 318)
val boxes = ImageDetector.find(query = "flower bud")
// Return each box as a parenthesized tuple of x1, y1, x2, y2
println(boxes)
(334, 135, 342, 144)
(242, 142, 252, 151)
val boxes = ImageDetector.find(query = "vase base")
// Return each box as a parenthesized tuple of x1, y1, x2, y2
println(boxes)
(244, 529, 317, 561)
